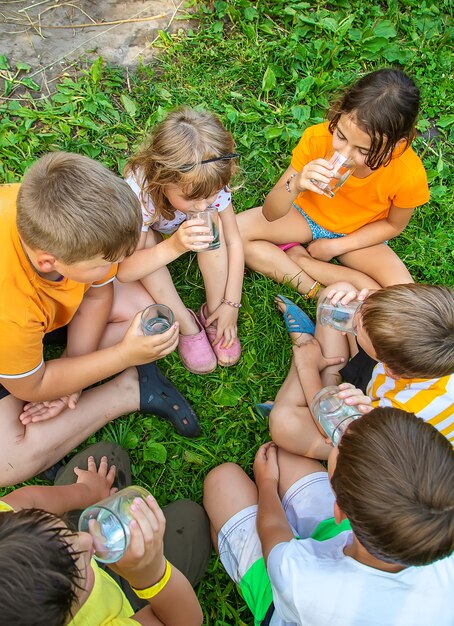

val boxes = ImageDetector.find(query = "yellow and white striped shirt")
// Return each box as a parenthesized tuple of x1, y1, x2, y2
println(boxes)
(367, 363, 454, 445)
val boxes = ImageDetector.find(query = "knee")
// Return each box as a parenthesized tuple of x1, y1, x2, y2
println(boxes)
(204, 462, 242, 498)
(269, 403, 295, 446)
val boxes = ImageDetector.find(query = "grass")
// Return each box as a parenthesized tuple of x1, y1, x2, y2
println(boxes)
(0, 0, 453, 623)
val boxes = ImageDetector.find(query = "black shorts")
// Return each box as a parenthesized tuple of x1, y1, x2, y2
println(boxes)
(339, 345, 377, 394)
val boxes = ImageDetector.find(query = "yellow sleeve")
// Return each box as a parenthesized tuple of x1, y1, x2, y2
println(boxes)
(0, 501, 14, 512)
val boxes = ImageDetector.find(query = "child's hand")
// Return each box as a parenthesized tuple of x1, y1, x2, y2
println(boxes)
(109, 495, 167, 590)
(19, 391, 82, 425)
(292, 338, 345, 372)
(118, 311, 179, 367)
(307, 238, 343, 262)
(172, 219, 213, 253)
(253, 442, 279, 488)
(326, 286, 370, 306)
(337, 383, 373, 414)
(205, 303, 238, 348)
(74, 455, 117, 503)
(295, 158, 335, 195)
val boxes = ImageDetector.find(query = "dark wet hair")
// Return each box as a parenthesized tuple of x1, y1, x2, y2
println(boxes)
(0, 508, 83, 626)
(331, 408, 454, 566)
(328, 68, 420, 169)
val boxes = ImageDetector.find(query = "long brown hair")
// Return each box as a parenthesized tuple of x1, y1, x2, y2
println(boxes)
(328, 68, 420, 169)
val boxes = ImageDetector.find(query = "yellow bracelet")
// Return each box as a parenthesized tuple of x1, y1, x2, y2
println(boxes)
(131, 560, 172, 599)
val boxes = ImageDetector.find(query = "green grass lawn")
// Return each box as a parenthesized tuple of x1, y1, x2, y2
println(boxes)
(0, 0, 453, 623)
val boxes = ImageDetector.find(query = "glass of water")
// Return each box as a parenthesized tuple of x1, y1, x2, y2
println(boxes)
(317, 297, 362, 335)
(78, 486, 151, 563)
(186, 207, 220, 251)
(311, 386, 361, 445)
(310, 149, 356, 198)
(141, 304, 174, 335)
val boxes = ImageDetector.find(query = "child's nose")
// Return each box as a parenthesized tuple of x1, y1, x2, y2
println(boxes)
(193, 199, 210, 211)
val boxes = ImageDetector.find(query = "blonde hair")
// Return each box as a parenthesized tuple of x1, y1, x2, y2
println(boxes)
(361, 284, 454, 378)
(125, 107, 237, 222)
(17, 152, 142, 263)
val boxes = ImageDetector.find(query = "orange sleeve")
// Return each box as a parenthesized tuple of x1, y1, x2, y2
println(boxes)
(290, 123, 331, 172)
(391, 150, 430, 209)
(0, 318, 44, 378)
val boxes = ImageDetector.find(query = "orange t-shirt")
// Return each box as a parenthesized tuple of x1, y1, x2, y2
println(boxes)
(0, 184, 117, 378)
(291, 122, 430, 234)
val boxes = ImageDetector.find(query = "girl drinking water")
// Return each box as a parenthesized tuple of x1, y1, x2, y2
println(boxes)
(238, 68, 430, 296)
(118, 107, 244, 374)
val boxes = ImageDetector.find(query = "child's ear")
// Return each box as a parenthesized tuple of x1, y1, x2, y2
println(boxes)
(334, 501, 347, 525)
(36, 252, 58, 273)
(383, 364, 400, 380)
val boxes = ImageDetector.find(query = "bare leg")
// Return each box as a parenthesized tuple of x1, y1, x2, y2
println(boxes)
(203, 463, 258, 551)
(197, 224, 228, 315)
(0, 368, 141, 486)
(136, 230, 199, 336)
(237, 206, 316, 293)
(338, 243, 413, 287)
(314, 284, 352, 387)
(269, 359, 333, 459)
(286, 245, 381, 290)
(277, 447, 326, 499)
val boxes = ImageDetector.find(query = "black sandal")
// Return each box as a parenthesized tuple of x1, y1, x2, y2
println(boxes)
(137, 363, 201, 438)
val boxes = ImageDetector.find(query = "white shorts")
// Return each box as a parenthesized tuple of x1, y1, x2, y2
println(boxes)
(218, 471, 334, 583)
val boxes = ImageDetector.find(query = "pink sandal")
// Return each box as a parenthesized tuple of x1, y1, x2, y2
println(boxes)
(178, 310, 217, 374)
(197, 304, 241, 367)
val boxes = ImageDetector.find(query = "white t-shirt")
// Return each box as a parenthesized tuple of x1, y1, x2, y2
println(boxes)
(125, 172, 232, 234)
(267, 533, 454, 626)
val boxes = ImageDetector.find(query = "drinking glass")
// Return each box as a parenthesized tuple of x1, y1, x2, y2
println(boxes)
(317, 297, 362, 335)
(311, 149, 356, 198)
(186, 207, 220, 251)
(141, 304, 174, 335)
(78, 486, 151, 563)
(311, 386, 361, 445)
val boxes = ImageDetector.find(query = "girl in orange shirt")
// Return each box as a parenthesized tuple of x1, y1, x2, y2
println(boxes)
(238, 69, 430, 295)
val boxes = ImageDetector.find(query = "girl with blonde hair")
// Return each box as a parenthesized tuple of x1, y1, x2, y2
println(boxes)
(118, 107, 244, 373)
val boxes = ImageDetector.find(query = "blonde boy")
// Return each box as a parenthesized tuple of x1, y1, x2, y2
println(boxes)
(0, 152, 199, 486)
(270, 282, 454, 458)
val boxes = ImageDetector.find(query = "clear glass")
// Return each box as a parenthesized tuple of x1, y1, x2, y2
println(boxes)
(140, 304, 174, 335)
(311, 386, 361, 445)
(317, 297, 362, 335)
(78, 486, 151, 563)
(310, 149, 356, 198)
(186, 206, 220, 251)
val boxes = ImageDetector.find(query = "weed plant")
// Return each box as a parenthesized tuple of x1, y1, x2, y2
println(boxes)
(0, 1, 453, 623)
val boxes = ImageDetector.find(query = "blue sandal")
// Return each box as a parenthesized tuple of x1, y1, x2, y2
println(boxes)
(275, 294, 315, 336)
(252, 402, 274, 420)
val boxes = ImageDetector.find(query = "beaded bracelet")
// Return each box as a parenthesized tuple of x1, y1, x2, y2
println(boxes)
(304, 280, 322, 300)
(285, 173, 297, 193)
(221, 298, 242, 309)
(132, 560, 172, 599)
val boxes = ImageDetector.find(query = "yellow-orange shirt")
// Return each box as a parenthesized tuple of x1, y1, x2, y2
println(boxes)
(0, 184, 116, 378)
(291, 122, 430, 234)
(367, 362, 454, 445)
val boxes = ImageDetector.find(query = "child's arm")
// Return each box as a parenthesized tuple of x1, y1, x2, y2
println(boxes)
(205, 204, 244, 346)
(254, 442, 293, 562)
(262, 158, 333, 222)
(109, 495, 203, 626)
(2, 312, 179, 407)
(307, 205, 415, 262)
(66, 282, 113, 358)
(1, 456, 115, 514)
(117, 220, 213, 283)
